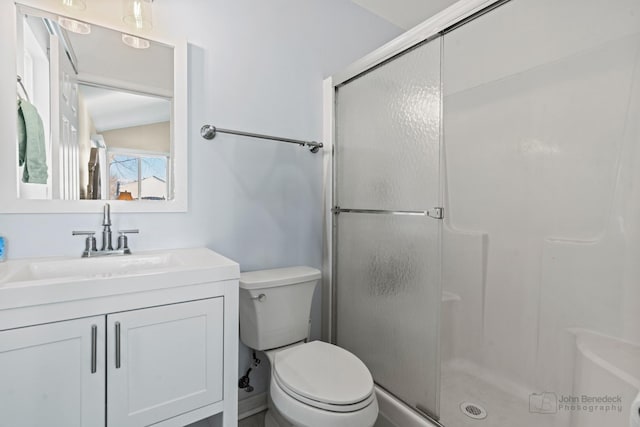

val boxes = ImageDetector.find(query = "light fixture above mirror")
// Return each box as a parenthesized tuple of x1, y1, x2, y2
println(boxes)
(122, 0, 153, 31)
(58, 16, 91, 34)
(122, 33, 150, 49)
(61, 0, 155, 34)
(1, 2, 188, 213)
(61, 0, 86, 11)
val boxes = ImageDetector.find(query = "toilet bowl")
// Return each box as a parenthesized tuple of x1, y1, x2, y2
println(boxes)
(265, 340, 378, 427)
(238, 267, 379, 427)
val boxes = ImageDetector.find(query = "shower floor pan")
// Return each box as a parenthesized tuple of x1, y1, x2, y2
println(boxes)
(439, 360, 556, 427)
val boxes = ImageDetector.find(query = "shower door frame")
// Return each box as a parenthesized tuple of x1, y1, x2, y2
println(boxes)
(322, 0, 511, 342)
(322, 0, 509, 342)
(321, 0, 509, 424)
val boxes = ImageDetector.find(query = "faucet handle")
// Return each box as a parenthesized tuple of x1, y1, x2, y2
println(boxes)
(117, 229, 139, 253)
(72, 231, 97, 257)
(72, 231, 96, 236)
(118, 229, 139, 235)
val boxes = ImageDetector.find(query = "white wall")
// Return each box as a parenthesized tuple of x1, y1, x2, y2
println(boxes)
(0, 0, 401, 399)
(350, 0, 459, 30)
(102, 121, 170, 152)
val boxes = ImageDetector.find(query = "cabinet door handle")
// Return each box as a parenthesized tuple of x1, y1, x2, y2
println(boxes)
(91, 325, 97, 374)
(115, 321, 121, 369)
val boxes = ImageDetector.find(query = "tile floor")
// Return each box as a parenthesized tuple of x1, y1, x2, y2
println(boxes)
(240, 410, 394, 427)
(187, 411, 266, 427)
(190, 371, 562, 427)
(186, 419, 212, 427)
(239, 411, 267, 427)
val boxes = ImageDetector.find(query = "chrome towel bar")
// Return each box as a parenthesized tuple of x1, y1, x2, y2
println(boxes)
(200, 124, 323, 153)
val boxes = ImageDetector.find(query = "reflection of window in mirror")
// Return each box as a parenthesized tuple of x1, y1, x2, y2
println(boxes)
(108, 150, 169, 201)
(81, 85, 171, 201)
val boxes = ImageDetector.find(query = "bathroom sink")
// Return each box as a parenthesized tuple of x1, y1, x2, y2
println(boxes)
(0, 248, 239, 311)
(1, 252, 179, 284)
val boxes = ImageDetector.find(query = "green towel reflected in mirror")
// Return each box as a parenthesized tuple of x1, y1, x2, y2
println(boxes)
(17, 98, 48, 184)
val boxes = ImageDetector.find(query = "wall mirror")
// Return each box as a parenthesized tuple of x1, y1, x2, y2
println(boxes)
(0, 2, 187, 213)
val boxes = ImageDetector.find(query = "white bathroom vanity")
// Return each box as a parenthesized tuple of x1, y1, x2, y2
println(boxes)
(0, 248, 239, 427)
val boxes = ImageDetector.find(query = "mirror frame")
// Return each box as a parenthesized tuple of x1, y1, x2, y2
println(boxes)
(0, 1, 187, 213)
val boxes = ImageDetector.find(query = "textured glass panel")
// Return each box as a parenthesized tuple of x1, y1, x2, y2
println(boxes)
(336, 40, 441, 211)
(334, 38, 443, 417)
(336, 212, 441, 416)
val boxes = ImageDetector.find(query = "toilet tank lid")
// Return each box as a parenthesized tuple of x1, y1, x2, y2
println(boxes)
(239, 266, 321, 290)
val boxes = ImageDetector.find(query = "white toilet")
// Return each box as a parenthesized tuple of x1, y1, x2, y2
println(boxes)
(239, 266, 379, 427)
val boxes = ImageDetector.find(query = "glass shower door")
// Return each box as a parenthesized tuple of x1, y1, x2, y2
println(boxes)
(334, 37, 443, 419)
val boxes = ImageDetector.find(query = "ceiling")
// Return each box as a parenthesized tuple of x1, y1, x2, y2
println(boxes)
(80, 85, 170, 132)
(65, 22, 174, 93)
(351, 0, 460, 30)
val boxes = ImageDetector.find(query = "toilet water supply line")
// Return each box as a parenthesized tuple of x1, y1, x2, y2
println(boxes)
(238, 350, 262, 392)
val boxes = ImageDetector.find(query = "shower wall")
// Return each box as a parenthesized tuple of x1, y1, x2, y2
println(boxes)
(440, 0, 640, 425)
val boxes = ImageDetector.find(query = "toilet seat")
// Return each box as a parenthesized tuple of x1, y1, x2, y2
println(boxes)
(272, 341, 375, 412)
(274, 374, 376, 412)
(270, 378, 379, 427)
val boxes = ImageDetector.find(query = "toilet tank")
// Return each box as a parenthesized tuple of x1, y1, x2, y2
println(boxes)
(239, 266, 321, 350)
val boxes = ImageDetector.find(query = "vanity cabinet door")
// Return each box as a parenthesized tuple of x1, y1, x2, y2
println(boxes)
(0, 317, 106, 427)
(107, 298, 224, 427)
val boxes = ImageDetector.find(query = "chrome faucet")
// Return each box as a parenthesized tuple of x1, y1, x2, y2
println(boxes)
(101, 202, 113, 251)
(73, 203, 139, 258)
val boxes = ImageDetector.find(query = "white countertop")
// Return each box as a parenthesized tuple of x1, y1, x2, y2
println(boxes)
(0, 247, 239, 317)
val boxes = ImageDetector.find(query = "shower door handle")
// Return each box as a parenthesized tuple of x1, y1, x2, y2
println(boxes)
(332, 206, 428, 216)
(331, 206, 443, 219)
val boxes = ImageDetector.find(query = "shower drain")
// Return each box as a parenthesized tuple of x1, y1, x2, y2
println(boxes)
(460, 402, 487, 420)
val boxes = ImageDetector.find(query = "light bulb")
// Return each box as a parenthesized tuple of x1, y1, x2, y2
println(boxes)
(61, 0, 86, 11)
(58, 17, 91, 34)
(122, 0, 153, 31)
(122, 33, 150, 49)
